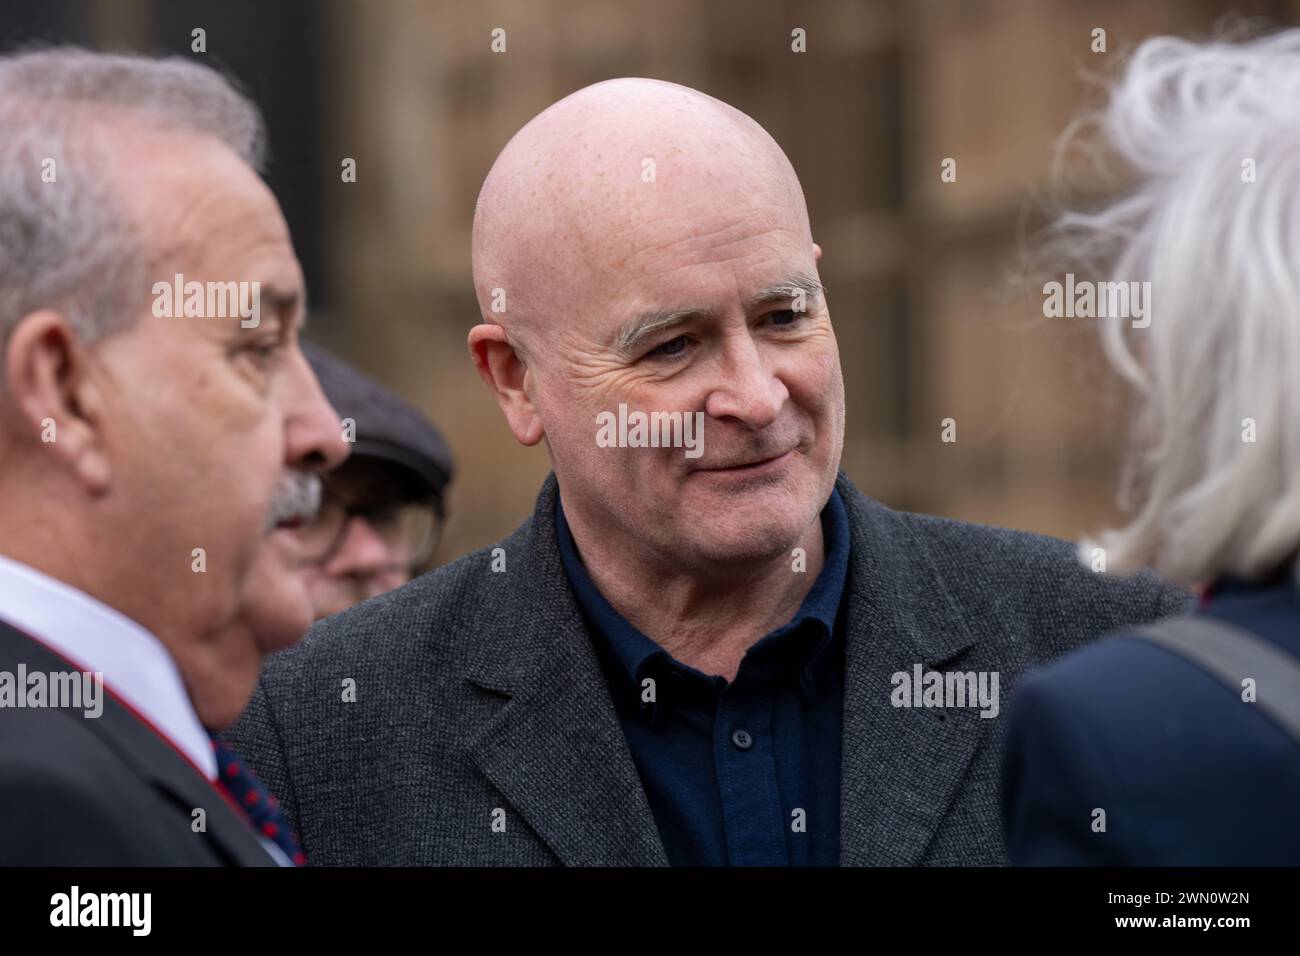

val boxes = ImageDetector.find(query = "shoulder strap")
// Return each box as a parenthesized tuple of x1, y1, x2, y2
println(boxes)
(1127, 615, 1300, 746)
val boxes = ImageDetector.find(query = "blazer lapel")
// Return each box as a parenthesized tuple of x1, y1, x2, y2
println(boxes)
(0, 620, 274, 866)
(463, 475, 668, 866)
(834, 474, 986, 866)
(109, 712, 277, 867)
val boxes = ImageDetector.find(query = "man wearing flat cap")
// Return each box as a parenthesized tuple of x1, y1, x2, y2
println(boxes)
(228, 78, 1191, 866)
(287, 343, 454, 620)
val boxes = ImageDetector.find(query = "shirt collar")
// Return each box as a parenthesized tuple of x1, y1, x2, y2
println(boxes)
(554, 502, 666, 687)
(555, 487, 851, 698)
(0, 554, 218, 781)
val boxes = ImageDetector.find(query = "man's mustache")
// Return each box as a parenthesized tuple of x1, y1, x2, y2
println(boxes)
(265, 471, 323, 531)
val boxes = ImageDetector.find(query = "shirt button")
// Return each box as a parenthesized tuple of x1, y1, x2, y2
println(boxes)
(731, 728, 753, 750)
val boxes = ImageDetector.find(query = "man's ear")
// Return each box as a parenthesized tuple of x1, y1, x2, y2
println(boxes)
(3, 309, 112, 491)
(813, 242, 823, 262)
(467, 322, 544, 446)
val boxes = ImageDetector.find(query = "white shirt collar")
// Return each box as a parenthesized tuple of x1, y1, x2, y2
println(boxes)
(0, 554, 217, 781)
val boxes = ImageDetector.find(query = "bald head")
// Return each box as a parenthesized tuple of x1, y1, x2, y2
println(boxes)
(468, 77, 841, 577)
(472, 78, 812, 358)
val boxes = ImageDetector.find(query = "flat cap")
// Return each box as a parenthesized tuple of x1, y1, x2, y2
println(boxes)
(304, 342, 454, 503)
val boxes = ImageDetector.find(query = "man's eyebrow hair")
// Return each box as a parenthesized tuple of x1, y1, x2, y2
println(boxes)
(615, 307, 709, 354)
(615, 271, 827, 356)
(743, 271, 826, 310)
(257, 282, 307, 329)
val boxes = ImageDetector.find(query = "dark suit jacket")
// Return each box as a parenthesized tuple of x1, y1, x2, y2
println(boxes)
(1002, 576, 1300, 865)
(0, 621, 275, 866)
(225, 472, 1191, 865)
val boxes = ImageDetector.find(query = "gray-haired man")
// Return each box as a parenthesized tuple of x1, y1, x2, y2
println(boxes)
(0, 48, 347, 865)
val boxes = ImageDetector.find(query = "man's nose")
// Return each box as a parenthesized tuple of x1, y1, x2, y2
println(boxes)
(282, 346, 350, 471)
(703, 332, 788, 429)
(327, 516, 399, 577)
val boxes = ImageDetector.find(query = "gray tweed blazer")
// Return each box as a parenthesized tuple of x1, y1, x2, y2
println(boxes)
(225, 471, 1190, 866)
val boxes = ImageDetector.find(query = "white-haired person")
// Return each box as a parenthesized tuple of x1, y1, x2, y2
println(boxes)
(1002, 29, 1300, 865)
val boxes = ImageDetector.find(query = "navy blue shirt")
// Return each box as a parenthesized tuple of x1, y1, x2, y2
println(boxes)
(555, 489, 850, 866)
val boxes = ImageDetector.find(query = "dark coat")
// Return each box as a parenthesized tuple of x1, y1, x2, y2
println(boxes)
(225, 472, 1191, 865)
(1002, 576, 1300, 865)
(0, 621, 275, 866)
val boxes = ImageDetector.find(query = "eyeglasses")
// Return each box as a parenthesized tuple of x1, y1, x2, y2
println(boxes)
(292, 493, 443, 572)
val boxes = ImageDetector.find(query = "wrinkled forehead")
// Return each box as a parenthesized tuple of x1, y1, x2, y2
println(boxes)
(109, 126, 300, 283)
(114, 127, 285, 234)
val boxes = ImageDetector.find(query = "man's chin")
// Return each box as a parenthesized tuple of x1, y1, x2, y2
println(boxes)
(677, 518, 806, 567)
(251, 588, 315, 654)
(246, 532, 316, 652)
(191, 659, 262, 732)
(670, 494, 823, 567)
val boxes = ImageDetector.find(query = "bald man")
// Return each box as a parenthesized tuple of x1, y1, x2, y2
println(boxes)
(226, 78, 1190, 866)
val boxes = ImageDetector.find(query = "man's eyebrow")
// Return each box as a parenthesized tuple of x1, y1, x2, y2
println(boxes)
(258, 282, 307, 330)
(615, 307, 710, 355)
(743, 271, 826, 310)
(614, 272, 827, 357)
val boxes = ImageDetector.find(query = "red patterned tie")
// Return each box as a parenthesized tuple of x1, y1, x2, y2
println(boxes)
(209, 734, 307, 866)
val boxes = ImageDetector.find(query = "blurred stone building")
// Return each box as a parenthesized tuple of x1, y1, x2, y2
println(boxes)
(7, 0, 1293, 561)
(321, 0, 1294, 560)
